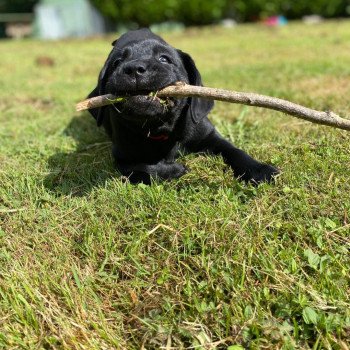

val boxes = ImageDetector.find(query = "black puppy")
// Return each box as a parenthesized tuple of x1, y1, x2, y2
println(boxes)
(88, 29, 279, 184)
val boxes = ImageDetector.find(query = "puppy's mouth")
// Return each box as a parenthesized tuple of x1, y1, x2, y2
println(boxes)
(111, 90, 176, 112)
(130, 93, 174, 107)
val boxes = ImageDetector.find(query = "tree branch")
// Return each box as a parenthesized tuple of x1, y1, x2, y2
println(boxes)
(76, 82, 350, 131)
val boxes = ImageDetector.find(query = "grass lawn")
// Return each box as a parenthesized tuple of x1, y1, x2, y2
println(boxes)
(0, 20, 349, 349)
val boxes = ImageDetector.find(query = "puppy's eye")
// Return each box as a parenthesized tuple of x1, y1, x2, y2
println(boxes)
(159, 55, 171, 64)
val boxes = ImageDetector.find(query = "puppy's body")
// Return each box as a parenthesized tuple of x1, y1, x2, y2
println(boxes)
(88, 29, 278, 184)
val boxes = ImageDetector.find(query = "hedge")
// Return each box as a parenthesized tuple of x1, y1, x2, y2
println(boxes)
(91, 0, 350, 26)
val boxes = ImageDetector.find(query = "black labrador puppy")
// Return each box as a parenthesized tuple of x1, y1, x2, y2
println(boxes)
(88, 28, 279, 184)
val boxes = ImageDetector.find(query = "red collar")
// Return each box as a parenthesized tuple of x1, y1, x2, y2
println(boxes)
(148, 134, 169, 141)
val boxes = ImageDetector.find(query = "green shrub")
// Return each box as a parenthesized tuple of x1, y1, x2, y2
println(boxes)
(228, 0, 350, 21)
(91, 0, 350, 26)
(91, 0, 227, 26)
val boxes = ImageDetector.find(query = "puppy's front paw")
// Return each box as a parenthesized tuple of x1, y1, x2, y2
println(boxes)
(166, 163, 188, 179)
(127, 171, 152, 184)
(241, 164, 280, 184)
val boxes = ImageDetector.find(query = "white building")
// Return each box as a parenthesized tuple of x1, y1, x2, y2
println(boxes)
(35, 0, 107, 39)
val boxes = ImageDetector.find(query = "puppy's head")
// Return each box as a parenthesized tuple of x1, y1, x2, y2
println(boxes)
(88, 28, 213, 126)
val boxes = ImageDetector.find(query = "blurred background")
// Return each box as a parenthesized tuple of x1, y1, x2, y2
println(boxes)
(1, 0, 350, 40)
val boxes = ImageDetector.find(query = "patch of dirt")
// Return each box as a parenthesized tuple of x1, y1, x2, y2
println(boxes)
(35, 56, 55, 67)
(1, 97, 55, 112)
(292, 75, 350, 98)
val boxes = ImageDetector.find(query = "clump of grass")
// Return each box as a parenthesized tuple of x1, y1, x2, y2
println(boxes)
(107, 96, 127, 103)
(107, 92, 173, 111)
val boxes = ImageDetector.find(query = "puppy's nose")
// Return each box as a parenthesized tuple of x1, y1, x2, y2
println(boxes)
(123, 61, 147, 76)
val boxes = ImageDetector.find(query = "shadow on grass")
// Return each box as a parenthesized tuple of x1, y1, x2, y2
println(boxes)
(44, 114, 115, 196)
(44, 114, 263, 199)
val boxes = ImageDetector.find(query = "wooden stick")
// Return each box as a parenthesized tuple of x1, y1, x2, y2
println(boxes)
(76, 82, 350, 131)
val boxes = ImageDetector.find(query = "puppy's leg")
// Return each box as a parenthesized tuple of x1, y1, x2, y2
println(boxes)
(187, 130, 279, 184)
(116, 160, 187, 184)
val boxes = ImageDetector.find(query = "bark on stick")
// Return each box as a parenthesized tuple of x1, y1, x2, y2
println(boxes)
(76, 83, 350, 131)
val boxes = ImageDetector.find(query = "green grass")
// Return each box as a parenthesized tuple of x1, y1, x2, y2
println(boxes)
(0, 21, 349, 349)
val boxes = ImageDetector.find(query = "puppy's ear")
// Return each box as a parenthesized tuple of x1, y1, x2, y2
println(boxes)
(88, 52, 113, 126)
(177, 50, 214, 124)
